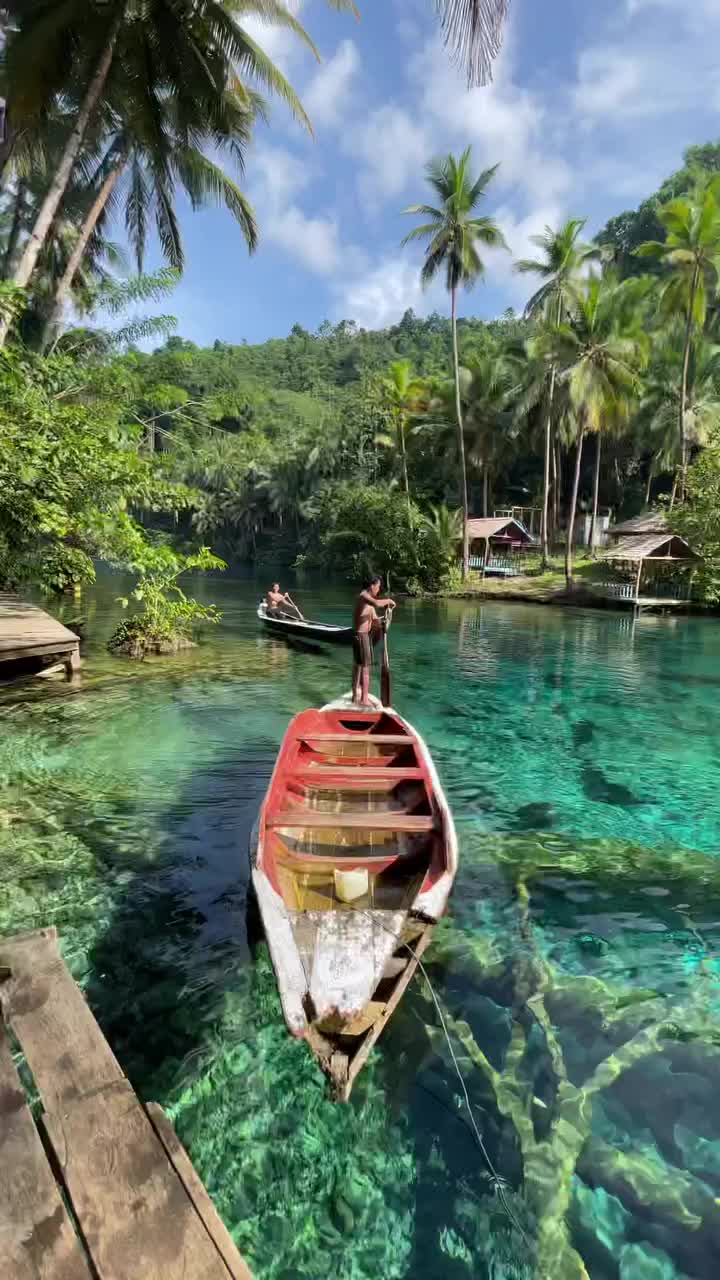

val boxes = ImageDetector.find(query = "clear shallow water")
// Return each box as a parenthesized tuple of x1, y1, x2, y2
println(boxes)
(3, 575, 720, 1279)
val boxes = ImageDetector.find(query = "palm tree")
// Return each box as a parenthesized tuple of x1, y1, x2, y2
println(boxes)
(542, 274, 648, 584)
(436, 0, 511, 86)
(402, 148, 507, 578)
(0, 0, 352, 345)
(635, 327, 720, 505)
(38, 72, 260, 350)
(419, 503, 463, 571)
(515, 219, 599, 565)
(464, 339, 521, 515)
(637, 175, 720, 498)
(375, 360, 427, 508)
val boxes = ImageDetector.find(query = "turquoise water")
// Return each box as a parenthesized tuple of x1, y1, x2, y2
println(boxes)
(3, 575, 720, 1279)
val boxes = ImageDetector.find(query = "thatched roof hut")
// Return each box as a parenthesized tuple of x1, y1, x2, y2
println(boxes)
(607, 511, 668, 540)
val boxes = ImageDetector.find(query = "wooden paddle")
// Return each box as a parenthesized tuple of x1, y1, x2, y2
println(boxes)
(380, 606, 394, 707)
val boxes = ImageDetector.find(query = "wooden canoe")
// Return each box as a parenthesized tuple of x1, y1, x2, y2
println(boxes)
(251, 695, 458, 1100)
(257, 602, 353, 644)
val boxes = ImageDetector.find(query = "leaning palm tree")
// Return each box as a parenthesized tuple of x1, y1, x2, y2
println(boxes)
(402, 148, 507, 578)
(515, 219, 599, 564)
(637, 174, 720, 498)
(39, 73, 260, 350)
(542, 273, 648, 585)
(435, 0, 511, 86)
(0, 0, 355, 345)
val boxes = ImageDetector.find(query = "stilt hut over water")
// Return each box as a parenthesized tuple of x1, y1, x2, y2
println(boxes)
(465, 517, 536, 577)
(598, 531, 701, 609)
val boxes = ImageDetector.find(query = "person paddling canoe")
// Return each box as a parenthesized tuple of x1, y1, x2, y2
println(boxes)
(266, 583, 304, 620)
(352, 574, 396, 705)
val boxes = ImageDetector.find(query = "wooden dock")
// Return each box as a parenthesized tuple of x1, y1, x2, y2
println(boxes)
(0, 928, 252, 1280)
(0, 594, 80, 677)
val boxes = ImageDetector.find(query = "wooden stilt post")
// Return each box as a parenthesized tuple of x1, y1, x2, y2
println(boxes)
(634, 558, 643, 615)
(64, 643, 80, 681)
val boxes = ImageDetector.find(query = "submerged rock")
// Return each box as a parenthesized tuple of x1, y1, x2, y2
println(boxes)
(581, 765, 645, 808)
(674, 1124, 720, 1184)
(619, 1242, 689, 1280)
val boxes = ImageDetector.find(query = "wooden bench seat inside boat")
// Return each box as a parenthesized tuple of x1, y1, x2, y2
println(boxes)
(299, 734, 415, 745)
(268, 811, 435, 831)
(292, 766, 425, 781)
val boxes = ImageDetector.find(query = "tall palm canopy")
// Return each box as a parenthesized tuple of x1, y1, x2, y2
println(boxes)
(638, 175, 720, 495)
(542, 272, 650, 582)
(515, 218, 599, 562)
(436, 0, 511, 86)
(515, 219, 599, 320)
(402, 149, 507, 293)
(402, 146, 506, 579)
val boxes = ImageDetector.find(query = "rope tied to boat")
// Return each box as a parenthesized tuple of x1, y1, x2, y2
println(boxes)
(352, 906, 532, 1250)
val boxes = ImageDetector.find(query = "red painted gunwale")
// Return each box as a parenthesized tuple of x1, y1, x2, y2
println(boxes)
(256, 707, 448, 899)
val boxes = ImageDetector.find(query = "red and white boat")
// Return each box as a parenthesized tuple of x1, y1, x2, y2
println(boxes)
(251, 695, 458, 1099)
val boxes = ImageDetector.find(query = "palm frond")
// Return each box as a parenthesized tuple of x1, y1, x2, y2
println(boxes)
(435, 0, 511, 87)
(174, 147, 257, 251)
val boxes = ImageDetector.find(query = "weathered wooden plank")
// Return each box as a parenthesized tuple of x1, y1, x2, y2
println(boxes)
(0, 1022, 94, 1280)
(292, 767, 425, 784)
(145, 1104, 253, 1280)
(0, 640, 79, 663)
(342, 924, 435, 1100)
(271, 811, 435, 832)
(0, 595, 79, 658)
(0, 927, 126, 1111)
(41, 1084, 239, 1280)
(300, 734, 413, 745)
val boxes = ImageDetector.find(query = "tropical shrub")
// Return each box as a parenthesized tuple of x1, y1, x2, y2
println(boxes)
(308, 483, 449, 591)
(108, 546, 225, 658)
(673, 425, 720, 601)
(0, 346, 196, 593)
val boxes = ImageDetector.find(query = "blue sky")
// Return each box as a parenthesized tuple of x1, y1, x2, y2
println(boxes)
(143, 0, 720, 345)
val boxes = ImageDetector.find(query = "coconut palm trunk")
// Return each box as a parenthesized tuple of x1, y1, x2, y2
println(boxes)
(2, 180, 26, 278)
(40, 149, 127, 352)
(541, 367, 555, 566)
(565, 430, 585, 586)
(451, 284, 470, 578)
(678, 264, 699, 503)
(0, 15, 122, 346)
(399, 417, 410, 511)
(645, 460, 654, 506)
(588, 433, 601, 554)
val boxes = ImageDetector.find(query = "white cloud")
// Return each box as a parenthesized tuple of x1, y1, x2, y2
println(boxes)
(267, 206, 341, 274)
(241, 0, 308, 76)
(572, 49, 648, 122)
(627, 0, 720, 17)
(574, 0, 720, 127)
(334, 256, 446, 329)
(346, 105, 430, 210)
(407, 33, 572, 208)
(249, 144, 354, 276)
(303, 39, 360, 129)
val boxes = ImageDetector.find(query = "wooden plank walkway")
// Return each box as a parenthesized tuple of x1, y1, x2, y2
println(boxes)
(0, 928, 252, 1280)
(0, 594, 80, 675)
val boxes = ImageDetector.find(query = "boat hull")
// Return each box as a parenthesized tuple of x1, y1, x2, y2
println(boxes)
(257, 603, 352, 644)
(251, 696, 457, 1098)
